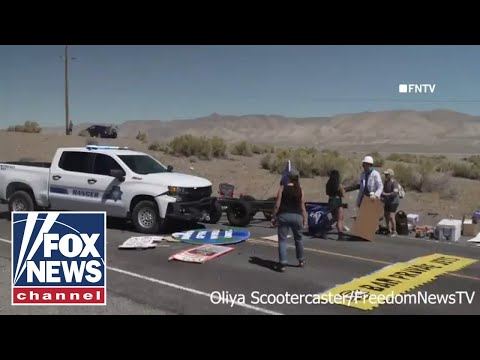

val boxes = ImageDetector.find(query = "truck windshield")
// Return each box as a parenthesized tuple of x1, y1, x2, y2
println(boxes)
(118, 155, 168, 175)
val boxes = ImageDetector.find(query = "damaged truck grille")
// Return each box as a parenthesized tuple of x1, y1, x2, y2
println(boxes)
(180, 186, 212, 202)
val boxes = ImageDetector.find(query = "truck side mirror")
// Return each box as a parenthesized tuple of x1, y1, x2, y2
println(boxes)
(167, 165, 173, 172)
(110, 169, 126, 182)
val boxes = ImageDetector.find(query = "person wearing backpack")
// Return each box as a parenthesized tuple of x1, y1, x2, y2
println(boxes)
(381, 169, 400, 236)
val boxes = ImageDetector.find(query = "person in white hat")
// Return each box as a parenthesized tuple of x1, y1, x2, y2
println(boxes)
(346, 155, 384, 208)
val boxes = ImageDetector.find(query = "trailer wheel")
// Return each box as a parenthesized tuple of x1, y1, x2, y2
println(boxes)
(263, 196, 276, 221)
(8, 190, 35, 212)
(226, 199, 252, 227)
(132, 200, 163, 234)
(206, 200, 223, 224)
(239, 195, 257, 217)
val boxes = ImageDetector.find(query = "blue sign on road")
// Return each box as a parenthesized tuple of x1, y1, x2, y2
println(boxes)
(171, 229, 250, 245)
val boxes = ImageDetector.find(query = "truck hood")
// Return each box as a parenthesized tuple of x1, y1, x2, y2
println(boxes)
(138, 172, 212, 188)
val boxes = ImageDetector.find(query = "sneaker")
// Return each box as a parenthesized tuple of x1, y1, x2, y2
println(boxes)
(276, 263, 286, 272)
(298, 260, 305, 268)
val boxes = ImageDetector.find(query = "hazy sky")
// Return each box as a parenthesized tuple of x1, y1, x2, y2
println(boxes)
(2, 45, 480, 127)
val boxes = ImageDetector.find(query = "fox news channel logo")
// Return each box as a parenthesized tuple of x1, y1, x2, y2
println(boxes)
(11, 211, 106, 305)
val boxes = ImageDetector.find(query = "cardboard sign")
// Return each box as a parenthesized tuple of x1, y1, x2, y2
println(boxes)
(168, 244, 234, 263)
(119, 236, 164, 249)
(350, 198, 383, 241)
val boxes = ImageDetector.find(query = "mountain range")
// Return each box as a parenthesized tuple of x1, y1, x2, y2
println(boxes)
(40, 109, 480, 152)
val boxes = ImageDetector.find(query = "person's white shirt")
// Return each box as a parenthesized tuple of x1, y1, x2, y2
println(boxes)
(356, 168, 384, 207)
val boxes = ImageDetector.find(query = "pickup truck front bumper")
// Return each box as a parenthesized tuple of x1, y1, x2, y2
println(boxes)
(165, 196, 217, 222)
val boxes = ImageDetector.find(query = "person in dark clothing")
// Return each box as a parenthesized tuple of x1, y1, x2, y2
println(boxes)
(325, 170, 346, 241)
(271, 168, 307, 272)
(381, 169, 400, 236)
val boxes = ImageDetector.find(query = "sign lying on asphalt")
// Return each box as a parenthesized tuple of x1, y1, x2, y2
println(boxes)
(172, 229, 250, 245)
(119, 236, 164, 249)
(317, 253, 477, 311)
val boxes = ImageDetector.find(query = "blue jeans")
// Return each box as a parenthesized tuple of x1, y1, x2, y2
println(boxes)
(277, 212, 305, 265)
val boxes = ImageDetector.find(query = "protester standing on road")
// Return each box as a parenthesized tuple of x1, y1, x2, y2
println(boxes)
(271, 168, 308, 272)
(345, 155, 383, 207)
(325, 170, 346, 241)
(381, 168, 400, 236)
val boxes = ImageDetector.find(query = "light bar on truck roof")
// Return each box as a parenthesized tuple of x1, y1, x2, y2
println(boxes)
(86, 145, 129, 150)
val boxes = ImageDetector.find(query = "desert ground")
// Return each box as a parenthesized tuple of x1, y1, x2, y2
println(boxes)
(0, 129, 478, 227)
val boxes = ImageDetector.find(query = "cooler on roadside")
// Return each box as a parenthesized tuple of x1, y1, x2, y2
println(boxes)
(436, 219, 462, 242)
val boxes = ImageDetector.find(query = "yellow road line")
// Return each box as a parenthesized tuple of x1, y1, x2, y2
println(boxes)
(249, 238, 480, 282)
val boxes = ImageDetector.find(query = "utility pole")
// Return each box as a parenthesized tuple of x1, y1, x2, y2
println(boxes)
(63, 45, 76, 135)
(64, 45, 70, 135)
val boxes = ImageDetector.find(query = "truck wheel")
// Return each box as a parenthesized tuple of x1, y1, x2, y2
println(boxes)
(206, 200, 223, 224)
(263, 197, 276, 221)
(226, 200, 252, 227)
(132, 200, 163, 234)
(8, 190, 35, 212)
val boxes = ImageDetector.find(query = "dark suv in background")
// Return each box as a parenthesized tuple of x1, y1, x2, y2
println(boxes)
(86, 125, 118, 138)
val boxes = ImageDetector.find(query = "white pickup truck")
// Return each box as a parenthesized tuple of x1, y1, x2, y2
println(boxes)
(0, 145, 222, 233)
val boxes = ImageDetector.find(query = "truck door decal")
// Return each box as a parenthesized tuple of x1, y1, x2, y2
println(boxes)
(49, 186, 100, 198)
(49, 186, 69, 194)
(103, 185, 123, 202)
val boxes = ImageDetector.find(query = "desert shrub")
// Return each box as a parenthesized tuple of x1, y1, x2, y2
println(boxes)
(168, 134, 226, 160)
(463, 155, 480, 167)
(392, 163, 415, 188)
(148, 141, 166, 151)
(434, 160, 454, 173)
(387, 153, 447, 165)
(251, 144, 273, 154)
(369, 151, 384, 167)
(393, 162, 451, 194)
(261, 147, 357, 181)
(78, 129, 88, 137)
(388, 153, 416, 163)
(231, 141, 253, 157)
(451, 163, 480, 180)
(210, 136, 227, 158)
(8, 121, 42, 133)
(321, 149, 340, 157)
(136, 131, 147, 142)
(260, 154, 272, 169)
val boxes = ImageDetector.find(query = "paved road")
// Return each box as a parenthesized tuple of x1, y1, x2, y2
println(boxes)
(1, 207, 479, 315)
